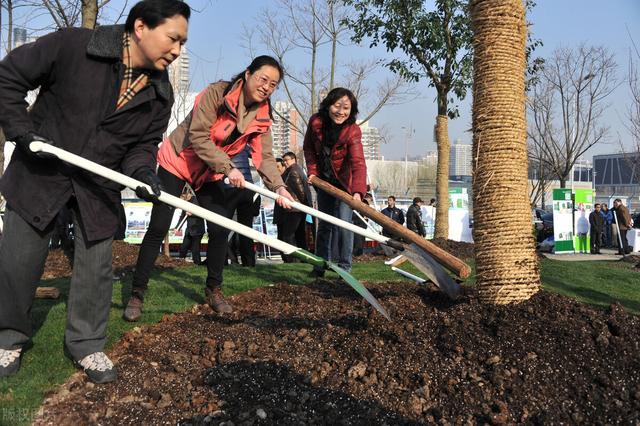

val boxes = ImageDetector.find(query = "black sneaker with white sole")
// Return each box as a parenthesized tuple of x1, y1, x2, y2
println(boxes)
(76, 352, 117, 384)
(0, 348, 22, 378)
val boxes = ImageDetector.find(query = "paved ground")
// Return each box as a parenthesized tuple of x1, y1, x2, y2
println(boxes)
(542, 248, 633, 261)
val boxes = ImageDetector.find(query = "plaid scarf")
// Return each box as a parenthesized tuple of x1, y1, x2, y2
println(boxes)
(116, 32, 150, 110)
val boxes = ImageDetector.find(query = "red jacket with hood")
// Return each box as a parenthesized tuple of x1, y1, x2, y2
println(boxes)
(303, 113, 367, 196)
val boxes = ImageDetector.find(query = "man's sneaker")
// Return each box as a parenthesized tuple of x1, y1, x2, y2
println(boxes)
(123, 295, 144, 322)
(0, 348, 22, 378)
(205, 287, 233, 313)
(76, 352, 117, 384)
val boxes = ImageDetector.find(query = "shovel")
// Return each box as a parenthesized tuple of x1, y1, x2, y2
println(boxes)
(28, 142, 390, 320)
(240, 180, 462, 299)
(311, 177, 471, 276)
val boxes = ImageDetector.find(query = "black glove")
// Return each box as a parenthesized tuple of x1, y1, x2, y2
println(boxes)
(13, 133, 57, 160)
(133, 167, 163, 203)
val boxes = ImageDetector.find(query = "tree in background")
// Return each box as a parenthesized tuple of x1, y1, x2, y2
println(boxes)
(528, 44, 618, 188)
(345, 0, 473, 239)
(244, 0, 414, 136)
(623, 33, 640, 175)
(470, 0, 540, 304)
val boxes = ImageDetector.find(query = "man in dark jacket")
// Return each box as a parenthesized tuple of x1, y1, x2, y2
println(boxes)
(177, 192, 205, 265)
(283, 151, 312, 250)
(0, 0, 190, 383)
(406, 197, 426, 237)
(589, 203, 605, 254)
(612, 198, 633, 255)
(275, 152, 310, 262)
(380, 195, 404, 237)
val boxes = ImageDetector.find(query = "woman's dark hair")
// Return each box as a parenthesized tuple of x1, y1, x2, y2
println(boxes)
(125, 0, 191, 32)
(318, 87, 359, 126)
(221, 55, 284, 116)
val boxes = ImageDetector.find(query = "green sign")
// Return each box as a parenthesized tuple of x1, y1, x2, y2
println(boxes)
(573, 189, 594, 253)
(552, 189, 574, 253)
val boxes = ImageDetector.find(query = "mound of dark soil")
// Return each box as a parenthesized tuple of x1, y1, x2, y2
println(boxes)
(34, 281, 639, 425)
(42, 241, 189, 280)
(430, 238, 475, 261)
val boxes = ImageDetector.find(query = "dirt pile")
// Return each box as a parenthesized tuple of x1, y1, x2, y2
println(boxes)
(42, 241, 189, 280)
(430, 238, 475, 261)
(34, 281, 639, 425)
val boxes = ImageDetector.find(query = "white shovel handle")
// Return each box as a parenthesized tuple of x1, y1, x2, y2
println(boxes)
(241, 180, 390, 245)
(29, 142, 298, 255)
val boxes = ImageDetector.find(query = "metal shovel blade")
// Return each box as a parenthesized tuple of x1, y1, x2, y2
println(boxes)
(399, 243, 462, 299)
(292, 249, 391, 320)
(326, 261, 391, 320)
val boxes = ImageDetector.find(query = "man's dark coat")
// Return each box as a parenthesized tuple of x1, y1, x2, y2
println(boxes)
(0, 25, 173, 241)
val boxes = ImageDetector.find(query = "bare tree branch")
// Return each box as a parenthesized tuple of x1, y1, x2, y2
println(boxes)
(528, 44, 618, 187)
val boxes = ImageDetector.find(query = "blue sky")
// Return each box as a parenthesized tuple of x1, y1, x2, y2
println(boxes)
(3, 0, 640, 160)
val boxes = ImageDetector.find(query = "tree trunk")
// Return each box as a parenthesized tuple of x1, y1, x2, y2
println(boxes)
(434, 114, 450, 239)
(0, 0, 3, 56)
(559, 178, 566, 188)
(81, 0, 98, 29)
(0, 127, 5, 177)
(470, 0, 540, 304)
(7, 0, 12, 52)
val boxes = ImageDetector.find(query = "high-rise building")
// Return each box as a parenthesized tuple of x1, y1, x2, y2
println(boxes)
(449, 139, 472, 177)
(359, 121, 382, 160)
(272, 101, 299, 156)
(13, 28, 27, 49)
(423, 151, 438, 168)
(167, 46, 190, 95)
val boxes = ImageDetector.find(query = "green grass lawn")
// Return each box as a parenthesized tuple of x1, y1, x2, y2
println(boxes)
(0, 257, 638, 424)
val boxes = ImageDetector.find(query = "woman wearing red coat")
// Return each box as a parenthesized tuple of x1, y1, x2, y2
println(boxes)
(303, 87, 367, 276)
(124, 56, 293, 320)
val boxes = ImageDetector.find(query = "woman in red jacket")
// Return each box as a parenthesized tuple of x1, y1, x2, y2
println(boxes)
(303, 88, 367, 276)
(124, 56, 293, 320)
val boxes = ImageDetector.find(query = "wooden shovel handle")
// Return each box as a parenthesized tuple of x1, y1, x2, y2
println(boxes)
(310, 176, 471, 279)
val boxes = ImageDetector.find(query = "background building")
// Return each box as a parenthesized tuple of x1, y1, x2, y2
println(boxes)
(359, 121, 382, 160)
(593, 152, 639, 211)
(423, 151, 438, 168)
(167, 46, 191, 95)
(272, 101, 299, 156)
(449, 139, 472, 177)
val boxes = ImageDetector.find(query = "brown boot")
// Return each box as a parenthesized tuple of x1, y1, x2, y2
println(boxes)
(123, 295, 144, 322)
(205, 287, 232, 313)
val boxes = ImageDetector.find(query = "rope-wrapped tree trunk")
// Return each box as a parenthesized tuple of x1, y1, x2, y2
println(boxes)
(470, 0, 540, 303)
(434, 115, 450, 239)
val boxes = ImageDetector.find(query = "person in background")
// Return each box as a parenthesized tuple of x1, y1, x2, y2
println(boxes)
(125, 55, 294, 321)
(589, 203, 604, 254)
(612, 198, 633, 255)
(275, 152, 309, 262)
(352, 199, 369, 256)
(235, 194, 261, 267)
(50, 206, 73, 249)
(303, 87, 367, 277)
(0, 0, 190, 383)
(429, 198, 437, 207)
(406, 197, 426, 237)
(283, 151, 312, 250)
(177, 192, 205, 265)
(600, 203, 612, 248)
(380, 195, 404, 238)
